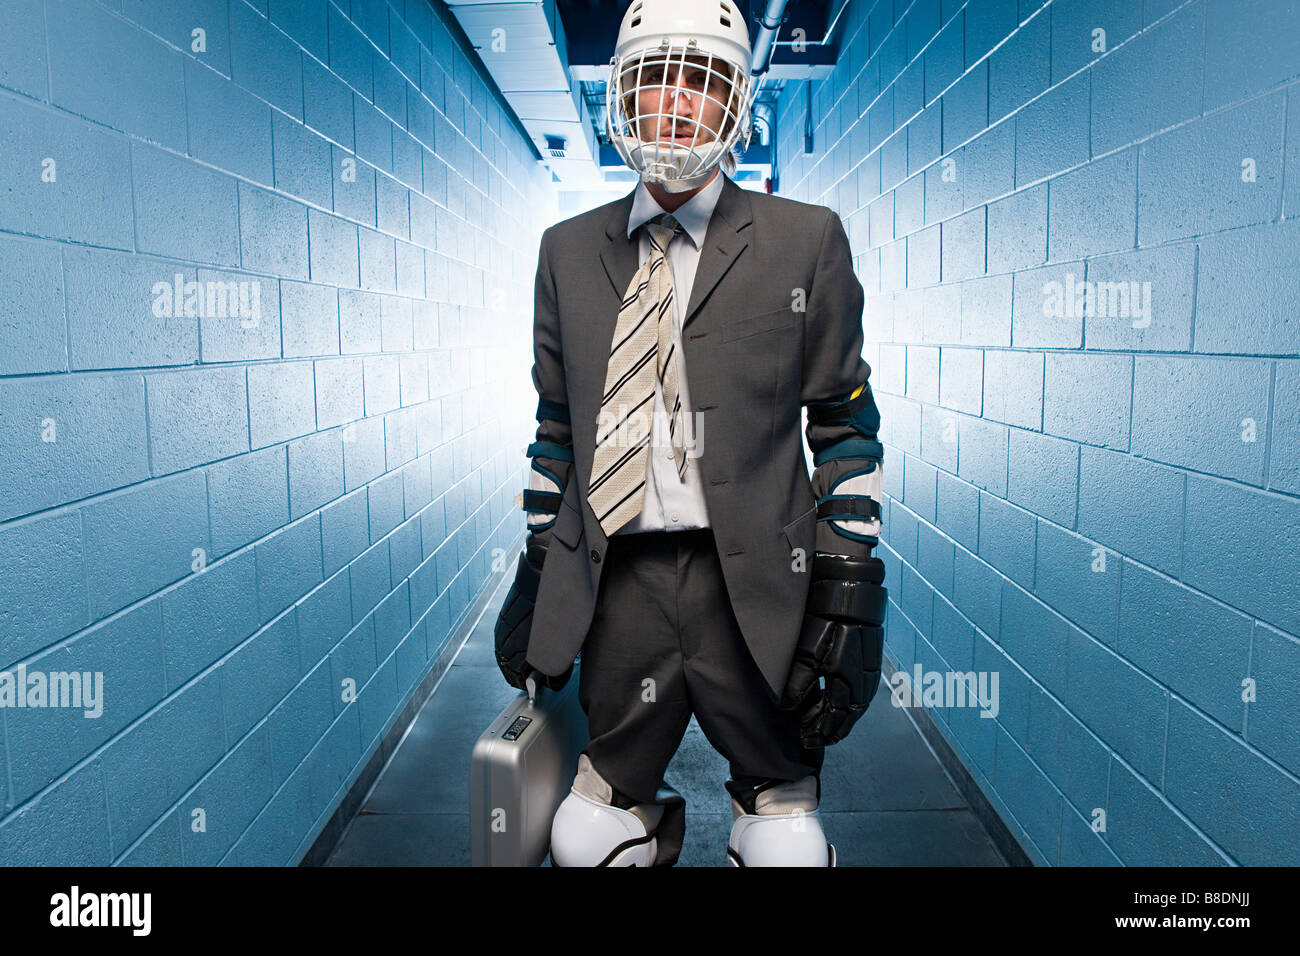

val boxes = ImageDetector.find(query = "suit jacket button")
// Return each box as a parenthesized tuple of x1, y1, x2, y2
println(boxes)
(590, 549, 601, 563)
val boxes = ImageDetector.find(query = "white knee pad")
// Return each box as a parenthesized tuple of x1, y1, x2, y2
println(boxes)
(726, 775, 836, 867)
(549, 753, 666, 867)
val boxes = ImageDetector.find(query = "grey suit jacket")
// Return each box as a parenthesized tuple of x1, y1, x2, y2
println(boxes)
(525, 173, 872, 701)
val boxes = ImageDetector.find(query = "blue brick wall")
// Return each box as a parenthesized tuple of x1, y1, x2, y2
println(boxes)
(0, 0, 554, 864)
(778, 0, 1299, 864)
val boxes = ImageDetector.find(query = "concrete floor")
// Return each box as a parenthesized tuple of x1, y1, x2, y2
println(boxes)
(325, 577, 1009, 867)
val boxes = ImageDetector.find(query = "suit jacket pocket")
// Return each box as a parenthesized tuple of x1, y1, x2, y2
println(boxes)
(782, 503, 817, 556)
(550, 496, 584, 550)
(722, 305, 796, 343)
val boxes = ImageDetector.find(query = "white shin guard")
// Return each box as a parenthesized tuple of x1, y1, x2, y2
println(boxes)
(550, 753, 682, 867)
(726, 775, 836, 867)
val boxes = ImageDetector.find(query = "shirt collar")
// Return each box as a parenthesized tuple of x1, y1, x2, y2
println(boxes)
(626, 171, 726, 250)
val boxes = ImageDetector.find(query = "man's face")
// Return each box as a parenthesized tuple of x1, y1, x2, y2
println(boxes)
(629, 52, 734, 150)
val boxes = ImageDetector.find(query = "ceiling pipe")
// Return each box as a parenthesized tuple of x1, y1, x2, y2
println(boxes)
(749, 0, 792, 78)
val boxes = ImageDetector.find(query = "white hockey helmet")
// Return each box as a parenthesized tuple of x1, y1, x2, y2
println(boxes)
(606, 0, 758, 192)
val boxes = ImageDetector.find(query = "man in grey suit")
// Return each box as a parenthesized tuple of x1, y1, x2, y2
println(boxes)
(494, 0, 887, 867)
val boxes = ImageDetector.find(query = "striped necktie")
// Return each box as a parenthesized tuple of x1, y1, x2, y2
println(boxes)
(588, 214, 690, 537)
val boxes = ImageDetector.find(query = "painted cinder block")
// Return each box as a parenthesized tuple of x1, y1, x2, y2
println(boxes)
(349, 539, 392, 625)
(1033, 519, 1120, 647)
(1132, 356, 1271, 486)
(184, 57, 273, 185)
(206, 445, 289, 559)
(1048, 148, 1136, 262)
(333, 148, 378, 227)
(288, 429, 345, 520)
(133, 143, 240, 268)
(936, 469, 979, 551)
(308, 209, 361, 288)
(988, 7, 1049, 121)
(267, 661, 336, 780)
(248, 362, 316, 450)
(47, 0, 186, 150)
(1007, 428, 1079, 528)
(1105, 757, 1226, 865)
(941, 206, 986, 283)
(196, 267, 282, 363)
(917, 519, 956, 597)
(991, 723, 1064, 860)
(1269, 361, 1300, 495)
(355, 96, 395, 175)
(906, 346, 940, 404)
(1118, 558, 1252, 729)
(957, 414, 1008, 496)
(331, 616, 378, 712)
(904, 453, 939, 523)
(100, 669, 225, 855)
(959, 274, 1013, 346)
(367, 469, 405, 544)
(0, 759, 112, 865)
(0, 510, 89, 668)
(1043, 352, 1131, 450)
(1203, 0, 1300, 110)
(315, 356, 364, 430)
(65, 248, 198, 370)
(939, 346, 983, 414)
(269, 0, 328, 62)
(986, 185, 1046, 275)
(1015, 72, 1089, 188)
(982, 348, 1042, 430)
(0, 0, 48, 99)
(359, 228, 398, 293)
(256, 515, 324, 624)
(1183, 474, 1300, 636)
(296, 569, 354, 671)
(373, 580, 412, 662)
(304, 57, 354, 150)
(230, 0, 303, 119)
(977, 490, 1035, 587)
(1137, 93, 1284, 245)
(1089, 2, 1203, 156)
(220, 612, 300, 745)
(942, 62, 988, 152)
(953, 546, 1002, 639)
(1011, 261, 1086, 348)
(1063, 626, 1169, 783)
(1195, 219, 1300, 357)
(0, 373, 149, 522)
(1164, 697, 1300, 865)
(327, 3, 373, 98)
(1077, 444, 1184, 578)
(179, 727, 274, 866)
(239, 183, 310, 281)
(147, 366, 250, 475)
(0, 237, 66, 375)
(1083, 242, 1195, 352)
(322, 488, 370, 578)
(161, 548, 259, 691)
(1049, 0, 1141, 85)
(342, 416, 386, 491)
(1, 93, 134, 249)
(1247, 622, 1300, 779)
(280, 281, 340, 358)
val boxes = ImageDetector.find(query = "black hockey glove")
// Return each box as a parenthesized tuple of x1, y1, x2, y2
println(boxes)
(780, 553, 887, 748)
(493, 534, 573, 693)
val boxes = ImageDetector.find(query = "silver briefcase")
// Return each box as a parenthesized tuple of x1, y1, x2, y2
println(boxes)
(469, 666, 588, 866)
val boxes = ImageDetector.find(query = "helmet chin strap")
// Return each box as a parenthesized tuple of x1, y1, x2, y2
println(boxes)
(649, 169, 715, 193)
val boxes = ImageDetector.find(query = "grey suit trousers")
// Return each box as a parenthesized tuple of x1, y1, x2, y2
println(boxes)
(577, 526, 824, 808)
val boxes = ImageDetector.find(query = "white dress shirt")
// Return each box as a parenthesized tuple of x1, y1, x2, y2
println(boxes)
(612, 170, 726, 535)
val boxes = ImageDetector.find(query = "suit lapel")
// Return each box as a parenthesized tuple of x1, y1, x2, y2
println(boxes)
(599, 173, 754, 330)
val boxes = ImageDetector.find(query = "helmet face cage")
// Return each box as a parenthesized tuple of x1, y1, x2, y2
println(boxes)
(607, 43, 755, 187)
